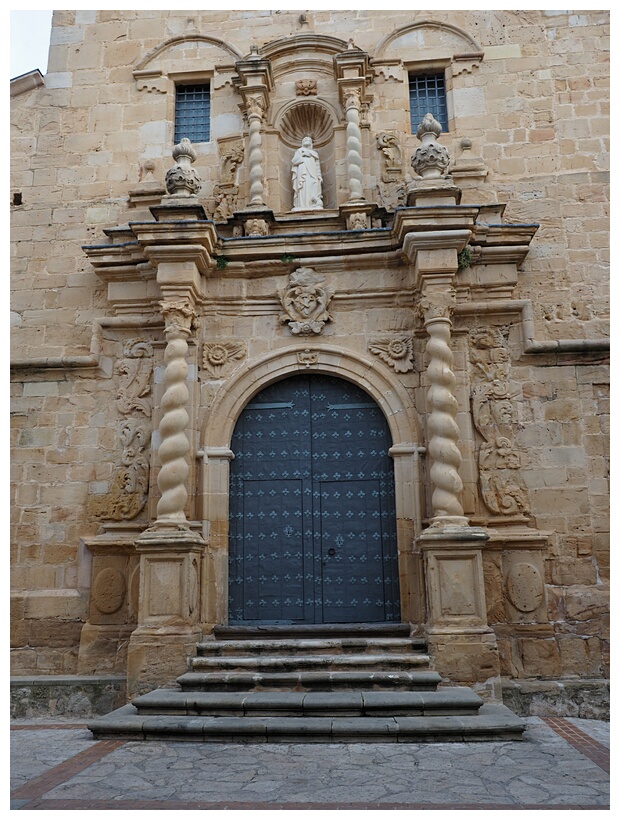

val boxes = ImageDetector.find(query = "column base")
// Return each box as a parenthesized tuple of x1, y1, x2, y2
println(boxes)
(127, 626, 201, 699)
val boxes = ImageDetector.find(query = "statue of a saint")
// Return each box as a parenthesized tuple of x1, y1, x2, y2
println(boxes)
(291, 136, 323, 211)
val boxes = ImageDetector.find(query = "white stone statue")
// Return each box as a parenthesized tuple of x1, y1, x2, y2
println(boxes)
(291, 136, 323, 211)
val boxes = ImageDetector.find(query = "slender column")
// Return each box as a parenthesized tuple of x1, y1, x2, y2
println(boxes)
(155, 300, 196, 526)
(344, 89, 364, 202)
(233, 53, 273, 210)
(246, 95, 266, 207)
(420, 290, 468, 526)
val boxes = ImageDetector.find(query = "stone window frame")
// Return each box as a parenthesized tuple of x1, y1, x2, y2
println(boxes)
(168, 71, 215, 147)
(174, 80, 212, 144)
(406, 58, 454, 134)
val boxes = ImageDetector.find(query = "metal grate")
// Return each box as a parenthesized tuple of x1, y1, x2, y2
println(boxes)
(409, 73, 448, 133)
(174, 83, 211, 143)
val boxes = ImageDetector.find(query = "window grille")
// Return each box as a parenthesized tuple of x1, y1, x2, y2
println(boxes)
(174, 83, 211, 143)
(409, 73, 448, 133)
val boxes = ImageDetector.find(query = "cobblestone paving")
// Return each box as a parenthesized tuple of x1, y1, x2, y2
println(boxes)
(10, 717, 609, 809)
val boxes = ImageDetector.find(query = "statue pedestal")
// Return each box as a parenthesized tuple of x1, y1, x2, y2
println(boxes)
(418, 524, 501, 700)
(127, 528, 205, 697)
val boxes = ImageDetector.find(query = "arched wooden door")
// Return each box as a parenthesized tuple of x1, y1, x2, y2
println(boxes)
(228, 374, 400, 624)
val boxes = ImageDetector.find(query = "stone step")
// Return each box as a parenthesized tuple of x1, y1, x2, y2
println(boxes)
(188, 652, 431, 673)
(133, 688, 483, 717)
(176, 670, 442, 692)
(88, 703, 526, 742)
(196, 637, 425, 657)
(214, 623, 412, 640)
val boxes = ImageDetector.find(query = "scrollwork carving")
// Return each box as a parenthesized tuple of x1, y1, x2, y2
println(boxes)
(469, 326, 530, 517)
(296, 79, 317, 96)
(115, 340, 153, 416)
(88, 419, 150, 521)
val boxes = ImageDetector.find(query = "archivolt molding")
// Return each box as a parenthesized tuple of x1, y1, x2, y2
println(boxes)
(203, 345, 421, 450)
(375, 20, 483, 62)
(135, 35, 242, 72)
(133, 35, 242, 93)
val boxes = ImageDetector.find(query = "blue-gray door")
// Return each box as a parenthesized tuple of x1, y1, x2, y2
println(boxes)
(228, 375, 400, 624)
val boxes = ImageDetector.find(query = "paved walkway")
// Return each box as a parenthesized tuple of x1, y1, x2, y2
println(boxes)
(10, 716, 609, 810)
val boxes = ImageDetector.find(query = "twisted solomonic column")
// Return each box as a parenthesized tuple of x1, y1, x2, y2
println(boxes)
(420, 291, 468, 526)
(246, 94, 266, 207)
(343, 89, 364, 202)
(155, 300, 197, 527)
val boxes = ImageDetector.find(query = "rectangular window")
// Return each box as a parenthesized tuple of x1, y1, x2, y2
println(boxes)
(174, 83, 210, 143)
(409, 73, 448, 133)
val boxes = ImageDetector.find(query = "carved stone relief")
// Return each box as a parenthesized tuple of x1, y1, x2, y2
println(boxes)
(296, 79, 317, 96)
(212, 140, 244, 221)
(89, 339, 154, 522)
(202, 341, 246, 378)
(469, 327, 530, 517)
(368, 336, 414, 373)
(279, 267, 334, 336)
(88, 419, 151, 521)
(92, 566, 127, 615)
(377, 132, 406, 211)
(115, 340, 153, 415)
(297, 348, 319, 367)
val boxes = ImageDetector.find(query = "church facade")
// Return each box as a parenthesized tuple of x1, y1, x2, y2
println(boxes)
(10, 10, 609, 715)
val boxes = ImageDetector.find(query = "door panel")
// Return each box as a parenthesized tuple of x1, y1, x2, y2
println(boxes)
(228, 375, 400, 624)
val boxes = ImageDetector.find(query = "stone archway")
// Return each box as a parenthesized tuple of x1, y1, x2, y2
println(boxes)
(199, 345, 426, 628)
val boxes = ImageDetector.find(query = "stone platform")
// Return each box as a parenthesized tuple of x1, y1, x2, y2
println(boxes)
(88, 624, 525, 742)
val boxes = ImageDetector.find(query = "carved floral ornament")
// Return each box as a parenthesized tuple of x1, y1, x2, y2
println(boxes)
(369, 336, 414, 373)
(202, 341, 246, 378)
(278, 267, 334, 336)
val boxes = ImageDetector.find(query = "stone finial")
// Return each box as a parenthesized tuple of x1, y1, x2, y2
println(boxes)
(411, 113, 451, 179)
(165, 138, 201, 196)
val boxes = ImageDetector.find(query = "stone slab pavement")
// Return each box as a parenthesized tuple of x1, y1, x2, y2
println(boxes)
(10, 716, 610, 811)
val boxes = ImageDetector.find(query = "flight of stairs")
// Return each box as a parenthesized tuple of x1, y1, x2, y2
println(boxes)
(88, 624, 525, 742)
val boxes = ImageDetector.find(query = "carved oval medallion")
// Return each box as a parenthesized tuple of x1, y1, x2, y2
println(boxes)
(506, 562, 544, 613)
(92, 567, 126, 615)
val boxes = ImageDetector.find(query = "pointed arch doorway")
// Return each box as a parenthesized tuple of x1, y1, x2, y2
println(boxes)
(228, 374, 401, 624)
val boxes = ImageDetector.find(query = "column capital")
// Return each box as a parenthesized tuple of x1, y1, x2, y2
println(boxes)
(233, 55, 274, 120)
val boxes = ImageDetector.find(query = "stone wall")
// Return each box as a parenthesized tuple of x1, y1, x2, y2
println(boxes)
(11, 10, 608, 702)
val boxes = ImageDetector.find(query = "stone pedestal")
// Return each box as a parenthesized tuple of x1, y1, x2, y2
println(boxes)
(418, 525, 501, 699)
(126, 529, 205, 697)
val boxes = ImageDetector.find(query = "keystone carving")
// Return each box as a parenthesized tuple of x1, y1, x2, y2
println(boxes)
(297, 348, 319, 367)
(202, 341, 246, 378)
(165, 138, 202, 197)
(469, 327, 530, 517)
(115, 340, 153, 416)
(411, 113, 451, 179)
(279, 267, 334, 336)
(369, 336, 414, 373)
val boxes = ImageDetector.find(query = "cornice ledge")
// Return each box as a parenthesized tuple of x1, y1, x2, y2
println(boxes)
(402, 229, 471, 262)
